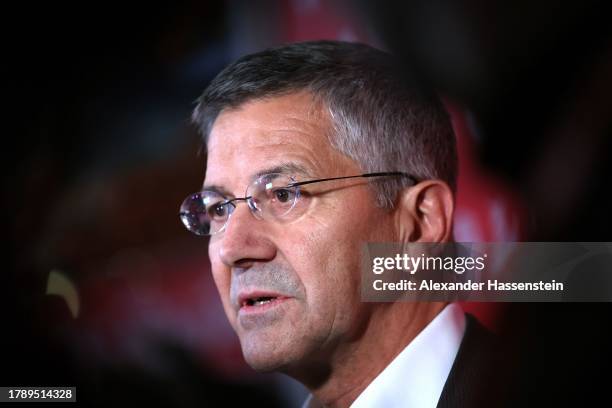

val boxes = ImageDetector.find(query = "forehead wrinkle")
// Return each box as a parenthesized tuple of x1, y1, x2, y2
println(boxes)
(208, 129, 331, 180)
(207, 127, 324, 159)
(207, 93, 330, 154)
(203, 157, 318, 195)
(204, 92, 353, 194)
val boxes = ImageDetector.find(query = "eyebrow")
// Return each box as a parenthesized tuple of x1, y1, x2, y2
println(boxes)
(251, 162, 313, 181)
(202, 162, 314, 197)
(202, 184, 232, 198)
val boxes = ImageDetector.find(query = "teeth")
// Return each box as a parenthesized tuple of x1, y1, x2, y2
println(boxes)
(245, 297, 275, 307)
(253, 298, 273, 306)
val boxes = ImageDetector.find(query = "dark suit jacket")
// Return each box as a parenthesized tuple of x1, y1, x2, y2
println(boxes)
(437, 313, 511, 408)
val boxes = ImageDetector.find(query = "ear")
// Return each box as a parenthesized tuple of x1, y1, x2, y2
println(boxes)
(395, 180, 455, 243)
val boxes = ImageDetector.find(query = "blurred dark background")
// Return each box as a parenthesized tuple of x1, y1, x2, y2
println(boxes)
(3, 0, 612, 406)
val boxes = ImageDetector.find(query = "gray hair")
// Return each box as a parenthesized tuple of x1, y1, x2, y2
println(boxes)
(192, 40, 457, 208)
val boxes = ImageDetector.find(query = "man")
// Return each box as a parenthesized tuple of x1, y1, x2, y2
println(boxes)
(180, 41, 498, 408)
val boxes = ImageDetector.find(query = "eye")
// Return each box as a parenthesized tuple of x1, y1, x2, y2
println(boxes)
(270, 187, 296, 204)
(207, 201, 230, 220)
(274, 188, 292, 203)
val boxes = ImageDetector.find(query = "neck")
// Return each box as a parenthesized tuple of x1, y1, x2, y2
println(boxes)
(291, 302, 446, 408)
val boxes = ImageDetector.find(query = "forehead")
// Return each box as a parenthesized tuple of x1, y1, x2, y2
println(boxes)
(204, 92, 358, 191)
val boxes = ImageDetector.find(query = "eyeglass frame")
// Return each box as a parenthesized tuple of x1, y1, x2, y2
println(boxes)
(179, 171, 418, 236)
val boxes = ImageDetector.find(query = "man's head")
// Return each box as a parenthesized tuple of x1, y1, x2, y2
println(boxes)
(190, 41, 457, 377)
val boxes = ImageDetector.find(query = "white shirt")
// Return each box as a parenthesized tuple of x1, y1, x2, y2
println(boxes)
(303, 303, 466, 408)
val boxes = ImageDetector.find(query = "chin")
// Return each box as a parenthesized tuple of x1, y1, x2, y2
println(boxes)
(239, 334, 307, 373)
(242, 346, 291, 372)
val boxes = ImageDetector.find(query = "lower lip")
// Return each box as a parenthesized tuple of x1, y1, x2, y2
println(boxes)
(239, 297, 291, 315)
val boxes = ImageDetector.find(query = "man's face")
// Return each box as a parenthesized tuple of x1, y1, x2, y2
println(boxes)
(204, 92, 394, 372)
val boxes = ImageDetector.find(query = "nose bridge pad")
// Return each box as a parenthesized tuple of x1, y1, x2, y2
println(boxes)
(247, 196, 264, 220)
(220, 201, 237, 233)
(290, 186, 301, 212)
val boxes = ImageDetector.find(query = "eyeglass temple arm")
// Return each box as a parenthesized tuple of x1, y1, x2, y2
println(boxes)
(290, 172, 416, 187)
(221, 196, 251, 206)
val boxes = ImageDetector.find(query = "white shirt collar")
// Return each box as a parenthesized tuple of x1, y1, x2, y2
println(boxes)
(303, 303, 466, 408)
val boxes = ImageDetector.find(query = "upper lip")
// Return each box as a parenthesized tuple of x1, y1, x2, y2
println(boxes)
(237, 290, 289, 308)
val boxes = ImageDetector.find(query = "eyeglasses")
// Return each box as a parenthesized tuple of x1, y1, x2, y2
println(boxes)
(179, 171, 416, 236)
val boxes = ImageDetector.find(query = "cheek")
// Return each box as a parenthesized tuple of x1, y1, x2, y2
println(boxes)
(301, 231, 366, 339)
(285, 197, 388, 328)
(208, 243, 235, 321)
(283, 213, 366, 315)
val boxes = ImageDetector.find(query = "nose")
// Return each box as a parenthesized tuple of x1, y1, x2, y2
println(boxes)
(217, 201, 276, 268)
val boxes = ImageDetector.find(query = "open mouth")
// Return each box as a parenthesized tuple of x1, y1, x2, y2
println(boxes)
(243, 296, 277, 307)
